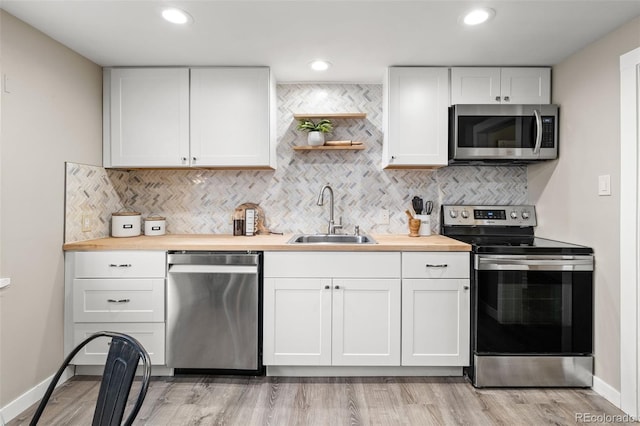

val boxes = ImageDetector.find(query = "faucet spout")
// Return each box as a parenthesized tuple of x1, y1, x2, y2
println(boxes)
(316, 184, 341, 234)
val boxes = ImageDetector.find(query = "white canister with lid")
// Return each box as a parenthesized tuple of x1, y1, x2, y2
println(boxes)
(111, 212, 141, 237)
(144, 216, 166, 236)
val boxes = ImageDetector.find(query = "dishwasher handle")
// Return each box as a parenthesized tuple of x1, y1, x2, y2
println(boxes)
(168, 264, 258, 274)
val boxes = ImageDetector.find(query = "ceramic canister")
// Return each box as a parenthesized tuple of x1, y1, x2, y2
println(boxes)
(144, 216, 166, 236)
(111, 212, 141, 237)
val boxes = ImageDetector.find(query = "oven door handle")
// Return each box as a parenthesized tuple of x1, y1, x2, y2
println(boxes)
(475, 255, 593, 271)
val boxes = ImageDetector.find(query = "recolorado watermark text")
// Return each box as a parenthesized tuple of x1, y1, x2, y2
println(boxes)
(576, 412, 639, 423)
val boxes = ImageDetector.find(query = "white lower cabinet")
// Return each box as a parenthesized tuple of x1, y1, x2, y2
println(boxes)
(401, 279, 470, 366)
(263, 251, 471, 370)
(263, 252, 401, 367)
(65, 251, 167, 365)
(401, 252, 470, 367)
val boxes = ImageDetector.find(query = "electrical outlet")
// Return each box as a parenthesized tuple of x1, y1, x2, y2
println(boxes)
(378, 209, 390, 225)
(81, 214, 92, 232)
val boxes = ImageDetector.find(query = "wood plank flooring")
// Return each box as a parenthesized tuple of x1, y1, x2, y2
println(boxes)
(9, 375, 632, 425)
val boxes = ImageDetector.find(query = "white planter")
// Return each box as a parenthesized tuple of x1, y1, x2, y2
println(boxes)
(307, 131, 325, 146)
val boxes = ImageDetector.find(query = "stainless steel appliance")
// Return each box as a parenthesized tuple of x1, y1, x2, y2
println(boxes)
(166, 251, 263, 374)
(442, 205, 593, 387)
(449, 104, 559, 163)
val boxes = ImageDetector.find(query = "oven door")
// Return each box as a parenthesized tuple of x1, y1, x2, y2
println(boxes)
(474, 254, 593, 355)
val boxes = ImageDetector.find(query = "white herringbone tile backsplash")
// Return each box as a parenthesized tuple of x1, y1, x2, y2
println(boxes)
(65, 84, 527, 242)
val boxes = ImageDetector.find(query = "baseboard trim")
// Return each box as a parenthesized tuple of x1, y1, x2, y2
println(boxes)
(593, 375, 621, 409)
(266, 365, 463, 377)
(0, 367, 74, 424)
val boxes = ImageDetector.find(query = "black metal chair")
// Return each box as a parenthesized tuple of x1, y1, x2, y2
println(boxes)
(30, 331, 152, 426)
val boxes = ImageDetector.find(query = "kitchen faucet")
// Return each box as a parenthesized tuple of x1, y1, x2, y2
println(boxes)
(316, 184, 342, 235)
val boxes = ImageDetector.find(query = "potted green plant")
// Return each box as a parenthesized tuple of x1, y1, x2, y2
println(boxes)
(297, 118, 333, 146)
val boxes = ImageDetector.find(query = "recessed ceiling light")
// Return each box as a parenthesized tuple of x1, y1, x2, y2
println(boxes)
(462, 8, 495, 26)
(161, 8, 193, 25)
(310, 60, 331, 71)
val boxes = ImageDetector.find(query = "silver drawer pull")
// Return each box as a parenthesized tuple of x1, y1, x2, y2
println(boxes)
(107, 298, 131, 303)
(425, 264, 448, 268)
(108, 264, 132, 268)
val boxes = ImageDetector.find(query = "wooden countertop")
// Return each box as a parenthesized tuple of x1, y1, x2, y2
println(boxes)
(63, 234, 470, 252)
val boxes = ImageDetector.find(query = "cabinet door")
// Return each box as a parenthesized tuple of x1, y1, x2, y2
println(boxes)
(107, 68, 190, 167)
(384, 67, 449, 167)
(500, 68, 551, 104)
(450, 67, 502, 104)
(332, 279, 401, 366)
(402, 279, 470, 366)
(190, 67, 271, 167)
(263, 278, 332, 366)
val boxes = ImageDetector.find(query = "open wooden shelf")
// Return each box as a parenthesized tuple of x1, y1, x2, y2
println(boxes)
(293, 112, 367, 120)
(293, 144, 366, 151)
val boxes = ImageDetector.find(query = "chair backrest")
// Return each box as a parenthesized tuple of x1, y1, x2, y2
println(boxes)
(30, 331, 151, 426)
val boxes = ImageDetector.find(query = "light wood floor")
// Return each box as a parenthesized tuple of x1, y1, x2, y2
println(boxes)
(9, 375, 632, 425)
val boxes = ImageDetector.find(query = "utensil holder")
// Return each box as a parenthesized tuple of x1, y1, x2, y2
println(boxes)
(408, 218, 421, 237)
(415, 214, 431, 236)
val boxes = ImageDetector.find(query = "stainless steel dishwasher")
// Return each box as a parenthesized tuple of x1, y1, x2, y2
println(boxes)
(166, 251, 262, 373)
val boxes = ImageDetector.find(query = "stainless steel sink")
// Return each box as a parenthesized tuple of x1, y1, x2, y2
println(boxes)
(287, 234, 377, 244)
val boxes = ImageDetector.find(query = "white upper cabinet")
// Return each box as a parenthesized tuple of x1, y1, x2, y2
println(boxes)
(190, 67, 273, 167)
(105, 68, 190, 168)
(451, 67, 551, 105)
(104, 67, 275, 169)
(383, 67, 450, 168)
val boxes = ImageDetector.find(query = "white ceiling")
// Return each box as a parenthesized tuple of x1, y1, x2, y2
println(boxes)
(2, 0, 640, 82)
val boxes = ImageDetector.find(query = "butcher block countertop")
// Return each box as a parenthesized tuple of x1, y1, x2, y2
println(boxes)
(63, 234, 471, 252)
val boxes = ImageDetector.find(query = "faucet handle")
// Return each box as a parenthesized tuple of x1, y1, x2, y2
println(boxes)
(334, 216, 343, 233)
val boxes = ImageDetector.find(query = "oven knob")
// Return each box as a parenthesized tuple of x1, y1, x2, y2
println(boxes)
(510, 211, 518, 219)
(449, 209, 458, 219)
(522, 211, 530, 220)
(461, 210, 469, 219)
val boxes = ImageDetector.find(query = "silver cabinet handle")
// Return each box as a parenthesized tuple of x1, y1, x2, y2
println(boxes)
(181, 157, 187, 162)
(463, 286, 470, 290)
(107, 298, 130, 303)
(108, 264, 132, 268)
(334, 285, 340, 290)
(425, 264, 448, 268)
(391, 156, 396, 160)
(192, 157, 197, 162)
(324, 285, 330, 289)
(503, 96, 510, 102)
(495, 96, 501, 102)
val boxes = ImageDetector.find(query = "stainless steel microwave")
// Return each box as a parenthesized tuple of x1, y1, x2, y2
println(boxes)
(449, 104, 559, 164)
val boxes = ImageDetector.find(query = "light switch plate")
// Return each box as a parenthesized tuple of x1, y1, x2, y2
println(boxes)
(598, 175, 611, 196)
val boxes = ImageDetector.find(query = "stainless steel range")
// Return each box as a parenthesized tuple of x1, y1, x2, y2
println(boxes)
(441, 205, 594, 388)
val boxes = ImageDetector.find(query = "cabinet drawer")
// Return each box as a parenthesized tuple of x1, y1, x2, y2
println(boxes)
(73, 278, 164, 323)
(402, 252, 470, 279)
(72, 323, 165, 365)
(73, 251, 166, 278)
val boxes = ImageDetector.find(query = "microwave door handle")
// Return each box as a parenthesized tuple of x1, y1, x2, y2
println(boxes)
(533, 109, 542, 154)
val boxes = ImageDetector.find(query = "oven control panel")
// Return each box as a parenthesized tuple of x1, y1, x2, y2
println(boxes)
(442, 205, 537, 227)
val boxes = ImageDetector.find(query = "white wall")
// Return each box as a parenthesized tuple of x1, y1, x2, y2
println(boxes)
(0, 10, 102, 407)
(529, 15, 640, 391)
